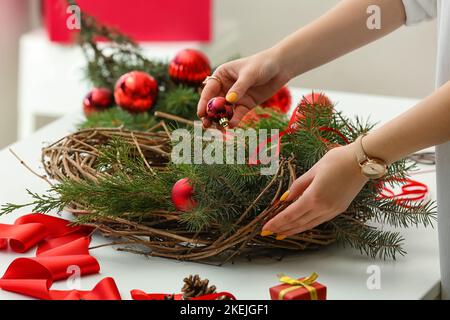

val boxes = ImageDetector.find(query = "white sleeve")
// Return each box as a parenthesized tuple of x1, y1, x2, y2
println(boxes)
(402, 0, 437, 25)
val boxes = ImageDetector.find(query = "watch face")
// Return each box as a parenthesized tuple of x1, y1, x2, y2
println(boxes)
(361, 161, 387, 179)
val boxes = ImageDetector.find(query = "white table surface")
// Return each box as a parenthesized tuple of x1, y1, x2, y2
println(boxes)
(0, 88, 440, 300)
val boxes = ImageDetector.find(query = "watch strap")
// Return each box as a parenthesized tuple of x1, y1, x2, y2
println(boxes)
(355, 134, 368, 165)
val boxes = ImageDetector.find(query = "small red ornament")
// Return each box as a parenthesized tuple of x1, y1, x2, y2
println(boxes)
(83, 88, 114, 116)
(206, 97, 234, 128)
(172, 178, 197, 212)
(114, 71, 158, 113)
(261, 86, 292, 113)
(169, 49, 211, 86)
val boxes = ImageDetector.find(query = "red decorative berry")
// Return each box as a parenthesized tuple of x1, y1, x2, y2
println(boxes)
(172, 178, 197, 212)
(83, 88, 114, 116)
(169, 49, 211, 86)
(114, 71, 158, 113)
(206, 97, 234, 128)
(261, 86, 292, 113)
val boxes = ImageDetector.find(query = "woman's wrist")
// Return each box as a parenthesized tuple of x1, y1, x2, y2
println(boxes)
(332, 143, 370, 182)
(360, 131, 400, 166)
(267, 45, 298, 81)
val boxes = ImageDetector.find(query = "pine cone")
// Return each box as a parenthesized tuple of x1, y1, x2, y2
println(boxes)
(182, 274, 216, 299)
(181, 274, 236, 300)
(181, 274, 232, 300)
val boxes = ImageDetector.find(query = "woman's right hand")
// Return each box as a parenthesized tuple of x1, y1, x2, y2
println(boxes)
(197, 49, 291, 128)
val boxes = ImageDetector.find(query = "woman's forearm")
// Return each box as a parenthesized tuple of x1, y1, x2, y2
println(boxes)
(271, 0, 406, 78)
(363, 81, 450, 164)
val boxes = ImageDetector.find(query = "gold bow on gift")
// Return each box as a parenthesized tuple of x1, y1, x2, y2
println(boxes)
(277, 272, 319, 300)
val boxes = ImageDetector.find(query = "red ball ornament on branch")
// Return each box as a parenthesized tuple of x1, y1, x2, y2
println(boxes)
(169, 49, 211, 86)
(261, 86, 292, 113)
(206, 97, 235, 128)
(300, 92, 332, 106)
(83, 88, 114, 116)
(172, 178, 197, 212)
(296, 92, 333, 119)
(114, 71, 158, 113)
(288, 92, 333, 132)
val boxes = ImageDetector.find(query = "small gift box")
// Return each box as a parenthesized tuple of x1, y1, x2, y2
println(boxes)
(269, 272, 327, 300)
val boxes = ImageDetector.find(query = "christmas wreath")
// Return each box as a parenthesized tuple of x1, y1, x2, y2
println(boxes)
(1, 8, 435, 263)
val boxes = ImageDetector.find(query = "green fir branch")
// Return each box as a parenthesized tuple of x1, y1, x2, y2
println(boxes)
(1, 189, 70, 216)
(360, 199, 436, 229)
(157, 86, 200, 120)
(80, 108, 158, 131)
(331, 217, 406, 260)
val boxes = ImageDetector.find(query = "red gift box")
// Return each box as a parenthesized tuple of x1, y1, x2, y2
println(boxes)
(269, 273, 327, 300)
(42, 0, 212, 43)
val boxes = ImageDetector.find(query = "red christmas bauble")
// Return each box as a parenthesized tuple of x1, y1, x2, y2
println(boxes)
(169, 49, 211, 86)
(83, 88, 114, 116)
(295, 92, 333, 121)
(300, 92, 332, 107)
(114, 71, 158, 113)
(261, 86, 292, 113)
(171, 178, 197, 212)
(206, 97, 235, 128)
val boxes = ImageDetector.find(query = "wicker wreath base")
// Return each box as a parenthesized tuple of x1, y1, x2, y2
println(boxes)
(41, 127, 339, 264)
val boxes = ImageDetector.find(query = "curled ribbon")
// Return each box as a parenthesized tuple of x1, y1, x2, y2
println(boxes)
(377, 177, 428, 208)
(277, 272, 319, 300)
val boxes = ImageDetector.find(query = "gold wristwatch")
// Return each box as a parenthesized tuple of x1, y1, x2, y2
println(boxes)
(355, 134, 388, 179)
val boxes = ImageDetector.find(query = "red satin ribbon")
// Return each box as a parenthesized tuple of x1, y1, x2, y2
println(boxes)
(248, 104, 301, 165)
(248, 130, 287, 165)
(130, 289, 236, 300)
(45, 277, 120, 300)
(0, 214, 91, 253)
(377, 177, 428, 208)
(0, 213, 121, 300)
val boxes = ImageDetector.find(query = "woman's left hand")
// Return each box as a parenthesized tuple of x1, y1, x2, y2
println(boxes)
(261, 143, 369, 239)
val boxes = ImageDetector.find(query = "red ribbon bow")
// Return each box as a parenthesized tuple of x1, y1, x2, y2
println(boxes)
(0, 213, 121, 300)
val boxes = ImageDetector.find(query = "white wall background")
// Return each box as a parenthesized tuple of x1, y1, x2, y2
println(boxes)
(214, 0, 437, 98)
(0, 0, 438, 148)
(0, 0, 32, 148)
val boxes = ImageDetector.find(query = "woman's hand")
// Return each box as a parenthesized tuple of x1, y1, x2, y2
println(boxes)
(262, 143, 369, 239)
(197, 49, 291, 128)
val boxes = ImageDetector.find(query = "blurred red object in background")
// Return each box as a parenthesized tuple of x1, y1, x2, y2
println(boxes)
(42, 0, 212, 43)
